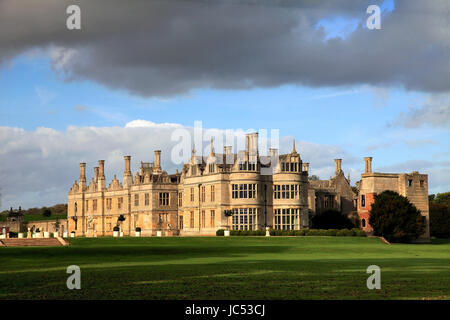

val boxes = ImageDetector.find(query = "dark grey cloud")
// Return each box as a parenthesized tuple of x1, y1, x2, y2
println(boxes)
(1, 0, 450, 97)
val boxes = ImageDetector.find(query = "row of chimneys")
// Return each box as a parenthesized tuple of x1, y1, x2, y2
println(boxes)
(78, 150, 162, 188)
(78, 148, 373, 185)
(333, 157, 373, 175)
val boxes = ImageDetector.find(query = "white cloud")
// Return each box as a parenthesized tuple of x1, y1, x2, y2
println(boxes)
(49, 46, 77, 72)
(125, 119, 183, 128)
(1, 121, 447, 210)
(35, 86, 56, 105)
(0, 121, 354, 210)
(395, 94, 450, 129)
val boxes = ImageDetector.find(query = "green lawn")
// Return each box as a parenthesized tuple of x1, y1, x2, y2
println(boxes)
(0, 236, 449, 300)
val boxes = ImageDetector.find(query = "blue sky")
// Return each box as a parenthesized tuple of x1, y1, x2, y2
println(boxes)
(0, 0, 449, 209)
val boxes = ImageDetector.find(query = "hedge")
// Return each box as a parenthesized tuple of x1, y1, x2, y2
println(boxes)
(216, 228, 367, 237)
(230, 230, 266, 236)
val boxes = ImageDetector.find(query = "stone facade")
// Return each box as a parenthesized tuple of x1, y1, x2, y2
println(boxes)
(67, 135, 429, 239)
(68, 133, 310, 236)
(68, 152, 180, 237)
(356, 157, 430, 242)
(307, 159, 356, 220)
(0, 218, 68, 234)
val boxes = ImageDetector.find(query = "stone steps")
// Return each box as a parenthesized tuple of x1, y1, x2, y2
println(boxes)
(0, 238, 66, 247)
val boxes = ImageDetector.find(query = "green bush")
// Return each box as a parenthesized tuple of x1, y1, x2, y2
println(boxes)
(216, 229, 224, 236)
(305, 229, 319, 236)
(265, 228, 366, 237)
(326, 229, 338, 236)
(113, 226, 120, 232)
(354, 229, 367, 237)
(429, 202, 450, 238)
(370, 190, 426, 243)
(135, 227, 141, 232)
(8, 231, 18, 238)
(230, 230, 265, 236)
(336, 229, 354, 236)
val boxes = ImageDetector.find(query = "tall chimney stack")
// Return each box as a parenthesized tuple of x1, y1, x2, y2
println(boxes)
(98, 160, 106, 190)
(246, 133, 258, 156)
(364, 157, 373, 174)
(124, 156, 131, 175)
(334, 159, 342, 176)
(154, 150, 161, 169)
(154, 150, 162, 173)
(94, 167, 99, 182)
(98, 160, 105, 178)
(79, 163, 86, 188)
(124, 156, 133, 187)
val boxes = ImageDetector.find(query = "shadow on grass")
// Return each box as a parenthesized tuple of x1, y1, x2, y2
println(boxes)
(0, 257, 448, 300)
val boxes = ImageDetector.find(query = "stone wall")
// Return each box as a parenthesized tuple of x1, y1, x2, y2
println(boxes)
(0, 219, 68, 233)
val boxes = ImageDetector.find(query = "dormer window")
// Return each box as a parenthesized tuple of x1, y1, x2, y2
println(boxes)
(239, 162, 247, 171)
(209, 163, 215, 173)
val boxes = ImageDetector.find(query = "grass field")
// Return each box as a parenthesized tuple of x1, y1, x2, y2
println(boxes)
(0, 236, 449, 300)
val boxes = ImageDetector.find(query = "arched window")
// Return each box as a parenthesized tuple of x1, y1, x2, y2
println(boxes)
(74, 202, 77, 214)
(362, 218, 366, 228)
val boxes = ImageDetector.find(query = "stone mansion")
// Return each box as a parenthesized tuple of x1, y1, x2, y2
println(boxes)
(67, 132, 429, 239)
